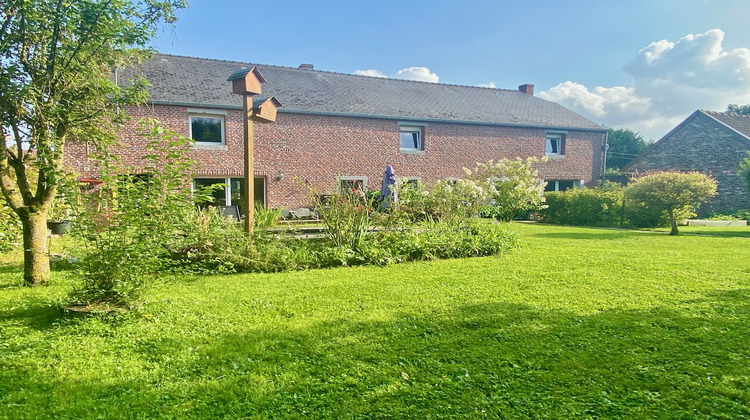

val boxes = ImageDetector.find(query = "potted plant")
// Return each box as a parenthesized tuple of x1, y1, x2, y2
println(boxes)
(47, 195, 72, 235)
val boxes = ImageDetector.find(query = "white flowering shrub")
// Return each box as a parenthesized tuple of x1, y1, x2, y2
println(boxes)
(429, 178, 489, 222)
(464, 157, 548, 221)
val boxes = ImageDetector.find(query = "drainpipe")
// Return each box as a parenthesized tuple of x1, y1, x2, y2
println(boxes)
(601, 131, 609, 182)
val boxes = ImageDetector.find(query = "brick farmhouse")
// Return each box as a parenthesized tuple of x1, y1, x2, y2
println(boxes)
(624, 110, 750, 215)
(65, 54, 607, 211)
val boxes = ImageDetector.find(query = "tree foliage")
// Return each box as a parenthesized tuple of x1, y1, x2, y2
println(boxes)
(0, 0, 186, 285)
(606, 128, 649, 171)
(71, 119, 199, 305)
(625, 171, 717, 235)
(740, 152, 750, 193)
(727, 104, 750, 115)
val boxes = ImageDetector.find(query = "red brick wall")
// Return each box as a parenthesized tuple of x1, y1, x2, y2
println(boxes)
(64, 104, 606, 208)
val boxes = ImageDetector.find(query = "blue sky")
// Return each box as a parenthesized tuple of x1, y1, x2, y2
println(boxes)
(153, 0, 750, 141)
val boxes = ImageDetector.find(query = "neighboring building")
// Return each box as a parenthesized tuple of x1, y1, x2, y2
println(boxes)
(624, 110, 750, 214)
(65, 54, 607, 211)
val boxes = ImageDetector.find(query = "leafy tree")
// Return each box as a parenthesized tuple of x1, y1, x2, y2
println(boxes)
(71, 119, 198, 305)
(727, 104, 750, 115)
(740, 152, 750, 193)
(625, 171, 717, 235)
(464, 157, 547, 222)
(0, 0, 186, 285)
(606, 128, 648, 171)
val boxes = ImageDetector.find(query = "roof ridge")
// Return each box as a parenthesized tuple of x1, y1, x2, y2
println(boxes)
(153, 52, 517, 92)
(154, 52, 302, 72)
(702, 109, 750, 118)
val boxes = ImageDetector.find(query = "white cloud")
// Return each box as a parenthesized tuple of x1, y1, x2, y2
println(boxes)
(353, 69, 388, 78)
(477, 81, 497, 88)
(393, 67, 439, 83)
(538, 29, 750, 141)
(353, 66, 439, 83)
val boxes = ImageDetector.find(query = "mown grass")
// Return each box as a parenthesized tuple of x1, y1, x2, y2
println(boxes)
(1, 223, 748, 418)
(668, 224, 750, 238)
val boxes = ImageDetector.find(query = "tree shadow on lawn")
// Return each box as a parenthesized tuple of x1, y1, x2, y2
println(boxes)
(0, 297, 67, 331)
(681, 229, 750, 239)
(0, 262, 26, 289)
(525, 228, 642, 241)
(1, 289, 749, 419)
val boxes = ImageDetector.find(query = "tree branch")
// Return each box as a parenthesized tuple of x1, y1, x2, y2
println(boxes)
(46, 0, 66, 81)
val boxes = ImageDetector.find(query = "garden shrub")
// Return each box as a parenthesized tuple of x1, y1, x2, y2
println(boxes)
(376, 220, 518, 261)
(389, 179, 432, 223)
(539, 182, 624, 226)
(622, 199, 671, 229)
(167, 217, 519, 274)
(0, 195, 21, 253)
(315, 188, 375, 251)
(70, 119, 200, 305)
(254, 203, 282, 229)
(704, 210, 750, 221)
(164, 207, 251, 274)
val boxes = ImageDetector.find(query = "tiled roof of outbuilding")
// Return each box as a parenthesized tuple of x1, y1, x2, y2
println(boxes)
(124, 54, 604, 131)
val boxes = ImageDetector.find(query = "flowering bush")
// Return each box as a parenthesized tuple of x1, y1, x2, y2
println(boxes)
(464, 157, 547, 221)
(428, 178, 489, 222)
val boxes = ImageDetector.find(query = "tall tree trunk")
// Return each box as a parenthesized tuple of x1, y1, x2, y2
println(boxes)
(20, 211, 50, 285)
(667, 208, 679, 236)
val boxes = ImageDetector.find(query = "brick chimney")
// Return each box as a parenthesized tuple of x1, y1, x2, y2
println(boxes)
(518, 84, 534, 95)
(298, 63, 314, 70)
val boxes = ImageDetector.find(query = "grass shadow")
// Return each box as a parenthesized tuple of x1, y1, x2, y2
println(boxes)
(527, 230, 640, 240)
(0, 300, 67, 331)
(3, 287, 748, 418)
(0, 263, 22, 275)
(681, 230, 750, 238)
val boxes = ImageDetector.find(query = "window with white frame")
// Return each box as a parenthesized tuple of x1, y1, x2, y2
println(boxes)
(338, 176, 366, 193)
(400, 125, 424, 151)
(544, 179, 582, 192)
(190, 114, 225, 145)
(193, 177, 266, 214)
(545, 133, 565, 156)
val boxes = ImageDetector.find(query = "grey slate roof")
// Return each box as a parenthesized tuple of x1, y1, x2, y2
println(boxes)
(124, 54, 604, 131)
(703, 110, 750, 140)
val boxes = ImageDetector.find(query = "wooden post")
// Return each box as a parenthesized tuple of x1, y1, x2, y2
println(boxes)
(243, 95, 255, 236)
(227, 67, 280, 237)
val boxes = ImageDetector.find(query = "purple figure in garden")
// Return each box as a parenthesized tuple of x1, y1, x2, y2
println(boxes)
(380, 165, 398, 210)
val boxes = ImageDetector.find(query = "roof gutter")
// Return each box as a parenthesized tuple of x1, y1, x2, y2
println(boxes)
(146, 100, 608, 133)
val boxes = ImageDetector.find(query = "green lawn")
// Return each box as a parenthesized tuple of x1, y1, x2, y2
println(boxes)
(1, 224, 748, 418)
(671, 225, 750, 238)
